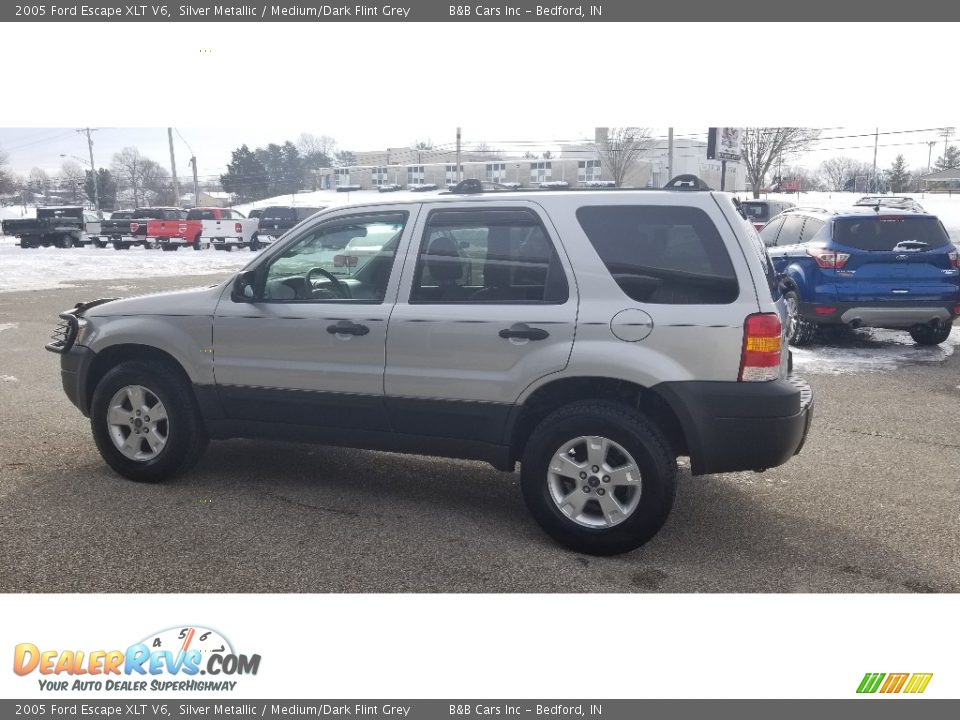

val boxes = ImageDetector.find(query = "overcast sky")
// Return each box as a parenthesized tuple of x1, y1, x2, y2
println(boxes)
(1, 126, 955, 181)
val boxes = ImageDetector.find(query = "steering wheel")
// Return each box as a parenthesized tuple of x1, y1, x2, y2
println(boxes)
(305, 266, 350, 299)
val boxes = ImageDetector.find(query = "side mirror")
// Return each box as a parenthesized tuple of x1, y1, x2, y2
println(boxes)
(231, 270, 258, 302)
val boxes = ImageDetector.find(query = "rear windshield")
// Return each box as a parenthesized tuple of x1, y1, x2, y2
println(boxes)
(740, 202, 769, 221)
(187, 209, 217, 220)
(262, 207, 297, 222)
(38, 208, 82, 219)
(576, 205, 739, 304)
(831, 216, 951, 251)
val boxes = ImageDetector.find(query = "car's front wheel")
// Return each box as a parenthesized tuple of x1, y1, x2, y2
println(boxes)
(90, 360, 208, 483)
(909, 322, 953, 346)
(520, 401, 677, 556)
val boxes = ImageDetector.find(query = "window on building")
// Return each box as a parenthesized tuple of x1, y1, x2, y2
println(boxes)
(486, 163, 507, 183)
(335, 168, 350, 186)
(371, 167, 390, 187)
(530, 162, 552, 185)
(445, 165, 463, 186)
(407, 165, 425, 186)
(578, 160, 601, 184)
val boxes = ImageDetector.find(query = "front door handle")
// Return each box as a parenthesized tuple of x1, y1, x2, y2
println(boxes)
(499, 323, 549, 341)
(326, 320, 369, 336)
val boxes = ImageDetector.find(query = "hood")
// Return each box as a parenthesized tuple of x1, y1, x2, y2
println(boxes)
(83, 283, 227, 318)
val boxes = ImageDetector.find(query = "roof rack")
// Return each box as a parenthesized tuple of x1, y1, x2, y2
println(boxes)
(441, 174, 715, 195)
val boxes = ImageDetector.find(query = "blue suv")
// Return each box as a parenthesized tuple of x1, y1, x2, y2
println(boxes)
(760, 207, 960, 346)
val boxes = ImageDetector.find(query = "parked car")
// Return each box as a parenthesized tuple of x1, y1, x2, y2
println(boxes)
(2, 206, 100, 248)
(101, 208, 184, 250)
(45, 177, 813, 555)
(255, 206, 324, 246)
(185, 207, 259, 251)
(740, 199, 796, 231)
(146, 209, 190, 251)
(854, 195, 925, 212)
(761, 207, 960, 345)
(248, 208, 265, 220)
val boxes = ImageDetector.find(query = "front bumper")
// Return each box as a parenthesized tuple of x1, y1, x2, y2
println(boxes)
(60, 345, 96, 417)
(654, 375, 814, 476)
(799, 300, 958, 328)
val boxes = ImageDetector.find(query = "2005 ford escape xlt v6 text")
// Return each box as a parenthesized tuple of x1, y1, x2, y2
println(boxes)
(46, 176, 813, 555)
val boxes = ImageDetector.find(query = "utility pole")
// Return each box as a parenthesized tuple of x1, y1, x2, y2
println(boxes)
(871, 127, 878, 193)
(928, 141, 936, 173)
(189, 156, 200, 208)
(167, 128, 180, 206)
(667, 127, 674, 181)
(456, 127, 462, 183)
(938, 127, 954, 168)
(78, 128, 101, 219)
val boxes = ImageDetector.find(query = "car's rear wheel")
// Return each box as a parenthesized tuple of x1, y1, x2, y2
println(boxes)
(193, 235, 202, 250)
(57, 234, 72, 249)
(520, 401, 677, 556)
(250, 234, 260, 251)
(784, 290, 817, 346)
(909, 322, 953, 346)
(90, 361, 208, 483)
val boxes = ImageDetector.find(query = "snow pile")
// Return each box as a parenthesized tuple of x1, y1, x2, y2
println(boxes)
(0, 245, 251, 293)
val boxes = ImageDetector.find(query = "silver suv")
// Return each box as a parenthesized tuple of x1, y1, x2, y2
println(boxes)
(48, 178, 814, 555)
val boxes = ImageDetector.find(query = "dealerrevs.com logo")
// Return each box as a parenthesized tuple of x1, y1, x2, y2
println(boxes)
(857, 672, 933, 694)
(13, 626, 261, 692)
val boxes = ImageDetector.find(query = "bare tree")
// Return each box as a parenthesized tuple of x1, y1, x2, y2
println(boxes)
(594, 127, 654, 187)
(297, 133, 337, 159)
(60, 160, 86, 203)
(742, 128, 820, 198)
(0, 147, 14, 195)
(819, 156, 857, 192)
(28, 167, 50, 197)
(140, 158, 172, 204)
(112, 147, 145, 207)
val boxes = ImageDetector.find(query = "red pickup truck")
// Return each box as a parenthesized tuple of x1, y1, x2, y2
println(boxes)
(144, 209, 190, 251)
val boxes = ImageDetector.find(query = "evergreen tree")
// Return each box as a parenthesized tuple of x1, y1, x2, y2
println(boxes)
(887, 154, 911, 192)
(935, 145, 960, 170)
(85, 168, 117, 211)
(220, 144, 269, 202)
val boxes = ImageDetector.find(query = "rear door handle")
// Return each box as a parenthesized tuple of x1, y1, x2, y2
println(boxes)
(326, 320, 369, 336)
(499, 323, 549, 341)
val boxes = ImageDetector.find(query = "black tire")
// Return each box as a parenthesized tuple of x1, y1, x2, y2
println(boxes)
(224, 245, 233, 252)
(249, 234, 260, 251)
(20, 238, 34, 249)
(161, 245, 176, 252)
(57, 234, 72, 249)
(192, 235, 203, 250)
(90, 360, 208, 483)
(520, 401, 677, 556)
(909, 322, 953, 346)
(784, 290, 817, 346)
(113, 241, 123, 250)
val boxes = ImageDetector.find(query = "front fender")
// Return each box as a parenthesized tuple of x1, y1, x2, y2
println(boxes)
(82, 315, 213, 385)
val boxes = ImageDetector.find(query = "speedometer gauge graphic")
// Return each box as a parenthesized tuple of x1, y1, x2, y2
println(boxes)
(138, 626, 234, 659)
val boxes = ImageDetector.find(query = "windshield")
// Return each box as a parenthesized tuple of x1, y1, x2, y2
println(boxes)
(831, 216, 950, 251)
(262, 208, 297, 222)
(740, 202, 768, 221)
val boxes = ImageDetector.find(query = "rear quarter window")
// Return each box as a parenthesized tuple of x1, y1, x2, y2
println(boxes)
(576, 205, 739, 304)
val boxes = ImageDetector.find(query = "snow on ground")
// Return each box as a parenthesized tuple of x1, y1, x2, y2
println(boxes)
(791, 325, 960, 375)
(0, 245, 251, 293)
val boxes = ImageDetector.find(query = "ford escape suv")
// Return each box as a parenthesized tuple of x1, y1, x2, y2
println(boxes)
(47, 177, 813, 555)
(761, 206, 960, 346)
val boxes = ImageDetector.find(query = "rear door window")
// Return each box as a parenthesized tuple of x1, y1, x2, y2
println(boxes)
(832, 216, 951, 251)
(576, 205, 739, 304)
(759, 216, 785, 246)
(741, 202, 768, 222)
(799, 217, 825, 243)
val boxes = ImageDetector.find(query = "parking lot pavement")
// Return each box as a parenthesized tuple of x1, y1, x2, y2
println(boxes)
(1, 274, 958, 593)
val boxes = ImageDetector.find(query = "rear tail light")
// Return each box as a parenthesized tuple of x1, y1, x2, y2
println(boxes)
(814, 306, 837, 315)
(948, 250, 959, 269)
(739, 313, 782, 382)
(333, 255, 359, 268)
(235, 222, 243, 234)
(753, 222, 765, 231)
(806, 247, 850, 269)
(953, 304, 960, 315)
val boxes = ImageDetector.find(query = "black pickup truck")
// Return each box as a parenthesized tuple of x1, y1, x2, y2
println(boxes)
(255, 205, 324, 246)
(97, 207, 183, 249)
(2, 207, 100, 248)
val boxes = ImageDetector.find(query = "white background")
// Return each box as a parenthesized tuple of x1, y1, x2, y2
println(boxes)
(1, 21, 958, 701)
